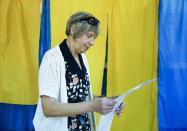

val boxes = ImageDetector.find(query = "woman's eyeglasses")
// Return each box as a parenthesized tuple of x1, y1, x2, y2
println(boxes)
(73, 17, 100, 26)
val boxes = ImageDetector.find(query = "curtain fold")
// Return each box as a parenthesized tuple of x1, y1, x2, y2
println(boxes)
(39, 0, 51, 65)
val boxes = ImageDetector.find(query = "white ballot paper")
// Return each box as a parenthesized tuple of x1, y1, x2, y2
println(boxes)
(97, 78, 156, 131)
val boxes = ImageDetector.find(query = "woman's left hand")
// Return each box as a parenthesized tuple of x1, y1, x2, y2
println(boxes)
(100, 95, 126, 116)
(115, 103, 125, 117)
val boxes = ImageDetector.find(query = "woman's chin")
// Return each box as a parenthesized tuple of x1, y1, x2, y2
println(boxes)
(81, 50, 86, 53)
(81, 48, 88, 53)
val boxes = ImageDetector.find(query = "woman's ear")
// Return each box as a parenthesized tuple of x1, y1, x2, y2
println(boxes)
(70, 24, 77, 36)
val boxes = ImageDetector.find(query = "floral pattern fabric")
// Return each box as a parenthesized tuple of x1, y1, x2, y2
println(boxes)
(60, 39, 91, 131)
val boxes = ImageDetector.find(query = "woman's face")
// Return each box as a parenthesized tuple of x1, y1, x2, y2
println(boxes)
(74, 32, 96, 54)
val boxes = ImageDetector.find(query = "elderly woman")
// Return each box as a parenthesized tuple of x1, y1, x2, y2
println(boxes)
(33, 11, 124, 131)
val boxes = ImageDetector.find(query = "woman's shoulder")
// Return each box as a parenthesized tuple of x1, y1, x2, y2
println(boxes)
(41, 45, 62, 64)
(43, 45, 61, 59)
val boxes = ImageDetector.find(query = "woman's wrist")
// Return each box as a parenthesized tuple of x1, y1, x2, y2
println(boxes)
(88, 100, 96, 112)
(93, 94, 105, 100)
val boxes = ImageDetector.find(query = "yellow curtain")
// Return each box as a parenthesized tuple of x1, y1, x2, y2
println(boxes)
(0, 0, 41, 104)
(50, 0, 158, 131)
(107, 0, 158, 131)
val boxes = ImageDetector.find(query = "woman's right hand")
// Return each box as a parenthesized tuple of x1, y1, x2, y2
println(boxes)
(92, 97, 116, 115)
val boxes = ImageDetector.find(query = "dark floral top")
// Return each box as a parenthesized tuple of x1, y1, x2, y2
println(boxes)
(60, 39, 91, 131)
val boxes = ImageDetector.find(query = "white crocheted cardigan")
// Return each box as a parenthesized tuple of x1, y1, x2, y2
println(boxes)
(33, 45, 94, 131)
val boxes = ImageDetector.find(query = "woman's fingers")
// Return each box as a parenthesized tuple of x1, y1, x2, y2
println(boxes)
(93, 96, 127, 116)
(115, 103, 126, 116)
(93, 97, 117, 115)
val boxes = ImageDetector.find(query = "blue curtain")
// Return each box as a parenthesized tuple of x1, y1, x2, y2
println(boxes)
(0, 103, 36, 131)
(158, 0, 187, 131)
(39, 0, 51, 65)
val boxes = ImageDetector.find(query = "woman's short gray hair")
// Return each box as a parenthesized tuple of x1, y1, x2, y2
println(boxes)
(65, 11, 100, 39)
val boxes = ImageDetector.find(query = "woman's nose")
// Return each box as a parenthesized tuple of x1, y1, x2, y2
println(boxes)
(90, 42, 94, 46)
(89, 38, 95, 46)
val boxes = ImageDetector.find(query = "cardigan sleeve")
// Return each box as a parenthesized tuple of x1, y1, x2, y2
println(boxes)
(38, 52, 60, 100)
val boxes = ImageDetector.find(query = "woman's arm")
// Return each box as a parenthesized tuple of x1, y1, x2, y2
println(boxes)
(92, 94, 99, 100)
(41, 95, 116, 117)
